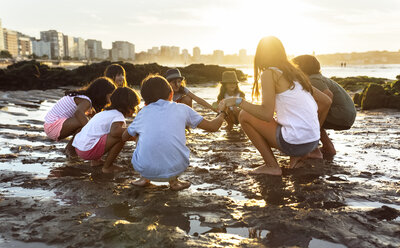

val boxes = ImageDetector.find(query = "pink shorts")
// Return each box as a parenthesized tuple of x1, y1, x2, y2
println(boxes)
(44, 118, 67, 141)
(75, 134, 108, 161)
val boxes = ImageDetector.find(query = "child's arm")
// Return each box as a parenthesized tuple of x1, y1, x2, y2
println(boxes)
(109, 122, 126, 138)
(74, 98, 92, 126)
(184, 88, 218, 112)
(122, 129, 137, 142)
(197, 111, 226, 132)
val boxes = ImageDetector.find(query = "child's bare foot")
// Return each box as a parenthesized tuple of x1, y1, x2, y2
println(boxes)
(102, 165, 126, 174)
(306, 148, 323, 159)
(90, 159, 104, 167)
(289, 156, 306, 168)
(169, 178, 191, 191)
(249, 165, 282, 176)
(321, 145, 336, 156)
(132, 177, 151, 187)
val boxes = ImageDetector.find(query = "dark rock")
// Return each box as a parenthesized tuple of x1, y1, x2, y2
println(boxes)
(0, 60, 247, 91)
(360, 83, 400, 110)
(367, 205, 399, 221)
(361, 84, 386, 110)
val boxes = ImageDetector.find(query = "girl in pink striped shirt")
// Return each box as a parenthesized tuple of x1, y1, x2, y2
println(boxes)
(44, 77, 116, 157)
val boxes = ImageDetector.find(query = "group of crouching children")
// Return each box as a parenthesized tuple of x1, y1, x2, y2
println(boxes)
(44, 65, 242, 190)
(44, 51, 357, 191)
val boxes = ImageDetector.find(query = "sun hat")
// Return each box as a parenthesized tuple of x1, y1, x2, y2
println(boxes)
(165, 68, 184, 81)
(221, 71, 239, 84)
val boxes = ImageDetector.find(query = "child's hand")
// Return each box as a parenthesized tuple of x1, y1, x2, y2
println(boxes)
(218, 100, 226, 112)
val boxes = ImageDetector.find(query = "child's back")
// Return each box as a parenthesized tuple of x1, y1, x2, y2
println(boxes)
(127, 99, 203, 180)
(73, 109, 125, 151)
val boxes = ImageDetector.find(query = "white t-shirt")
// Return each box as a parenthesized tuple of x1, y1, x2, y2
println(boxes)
(127, 99, 204, 180)
(73, 109, 125, 151)
(275, 80, 320, 144)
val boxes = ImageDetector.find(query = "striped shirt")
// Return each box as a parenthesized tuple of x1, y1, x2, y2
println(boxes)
(44, 95, 91, 124)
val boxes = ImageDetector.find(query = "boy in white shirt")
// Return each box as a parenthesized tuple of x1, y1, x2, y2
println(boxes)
(122, 75, 226, 191)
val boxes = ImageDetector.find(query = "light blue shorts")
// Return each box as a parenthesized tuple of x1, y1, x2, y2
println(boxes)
(275, 125, 319, 157)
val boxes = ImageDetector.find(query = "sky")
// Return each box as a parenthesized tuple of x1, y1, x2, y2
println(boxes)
(1, 0, 400, 56)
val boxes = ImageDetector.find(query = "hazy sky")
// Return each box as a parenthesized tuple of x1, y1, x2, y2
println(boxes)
(1, 0, 400, 55)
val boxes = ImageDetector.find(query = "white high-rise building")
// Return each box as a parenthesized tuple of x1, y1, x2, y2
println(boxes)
(3, 28, 18, 57)
(40, 30, 64, 59)
(73, 37, 85, 60)
(111, 41, 135, 61)
(193, 47, 200, 62)
(0, 19, 4, 51)
(85, 39, 103, 60)
(63, 35, 75, 58)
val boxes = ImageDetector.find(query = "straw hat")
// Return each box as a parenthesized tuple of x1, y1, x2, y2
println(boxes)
(165, 68, 184, 81)
(221, 71, 239, 84)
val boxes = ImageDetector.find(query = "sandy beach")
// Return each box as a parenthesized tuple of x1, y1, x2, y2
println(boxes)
(0, 87, 399, 248)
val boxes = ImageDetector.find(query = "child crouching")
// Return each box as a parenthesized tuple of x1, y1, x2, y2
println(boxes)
(73, 87, 140, 173)
(122, 75, 226, 191)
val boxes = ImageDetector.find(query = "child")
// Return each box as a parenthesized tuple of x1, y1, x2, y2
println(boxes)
(44, 77, 116, 157)
(219, 36, 331, 175)
(216, 71, 246, 130)
(104, 64, 127, 87)
(73, 87, 140, 173)
(122, 75, 226, 190)
(292, 55, 356, 158)
(165, 68, 217, 112)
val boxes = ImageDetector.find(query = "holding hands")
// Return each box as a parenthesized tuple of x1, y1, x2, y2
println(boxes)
(218, 97, 243, 111)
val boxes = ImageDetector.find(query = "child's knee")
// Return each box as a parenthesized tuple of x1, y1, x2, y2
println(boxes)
(238, 110, 248, 124)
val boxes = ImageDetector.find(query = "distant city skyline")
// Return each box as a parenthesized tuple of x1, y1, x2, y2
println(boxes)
(1, 0, 400, 56)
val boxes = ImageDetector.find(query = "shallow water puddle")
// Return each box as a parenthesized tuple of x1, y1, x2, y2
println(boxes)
(186, 214, 269, 238)
(0, 161, 51, 176)
(191, 183, 247, 201)
(0, 237, 58, 248)
(345, 199, 400, 210)
(308, 238, 347, 248)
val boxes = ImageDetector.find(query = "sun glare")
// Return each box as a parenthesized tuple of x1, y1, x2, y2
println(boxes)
(202, 0, 320, 55)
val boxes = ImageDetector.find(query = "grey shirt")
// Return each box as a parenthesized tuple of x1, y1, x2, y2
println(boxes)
(309, 73, 356, 128)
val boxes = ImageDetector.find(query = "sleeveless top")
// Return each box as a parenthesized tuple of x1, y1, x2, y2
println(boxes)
(44, 95, 91, 124)
(269, 68, 320, 144)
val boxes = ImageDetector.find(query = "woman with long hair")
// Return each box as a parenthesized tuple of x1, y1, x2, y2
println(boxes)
(219, 36, 331, 175)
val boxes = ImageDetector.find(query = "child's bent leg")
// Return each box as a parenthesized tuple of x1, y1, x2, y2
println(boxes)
(320, 129, 336, 156)
(90, 159, 104, 167)
(132, 177, 151, 187)
(65, 134, 78, 158)
(169, 178, 191, 191)
(59, 117, 84, 140)
(239, 110, 282, 176)
(306, 147, 323, 159)
(102, 136, 126, 173)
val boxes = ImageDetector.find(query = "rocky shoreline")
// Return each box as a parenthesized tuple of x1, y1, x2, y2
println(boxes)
(0, 60, 247, 91)
(0, 87, 399, 247)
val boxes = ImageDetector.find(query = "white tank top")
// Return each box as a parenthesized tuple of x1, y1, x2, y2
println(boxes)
(273, 71, 320, 144)
(44, 95, 91, 124)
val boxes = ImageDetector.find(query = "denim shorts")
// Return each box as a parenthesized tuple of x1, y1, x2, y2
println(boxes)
(275, 125, 319, 157)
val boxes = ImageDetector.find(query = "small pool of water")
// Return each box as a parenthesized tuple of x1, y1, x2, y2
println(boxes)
(186, 214, 269, 238)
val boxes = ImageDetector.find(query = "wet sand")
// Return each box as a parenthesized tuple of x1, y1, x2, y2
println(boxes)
(0, 88, 399, 248)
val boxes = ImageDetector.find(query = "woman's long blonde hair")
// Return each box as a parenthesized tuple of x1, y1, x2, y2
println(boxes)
(252, 36, 313, 100)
